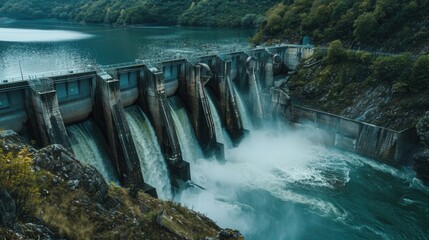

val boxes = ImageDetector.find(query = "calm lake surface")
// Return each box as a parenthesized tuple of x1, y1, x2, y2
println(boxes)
(0, 19, 253, 79)
(1, 19, 428, 240)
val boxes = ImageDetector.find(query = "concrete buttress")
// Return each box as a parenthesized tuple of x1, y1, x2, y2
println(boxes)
(93, 71, 157, 197)
(26, 78, 73, 152)
(178, 62, 219, 156)
(138, 67, 190, 184)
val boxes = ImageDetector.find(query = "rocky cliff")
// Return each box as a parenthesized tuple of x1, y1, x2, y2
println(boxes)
(0, 130, 244, 240)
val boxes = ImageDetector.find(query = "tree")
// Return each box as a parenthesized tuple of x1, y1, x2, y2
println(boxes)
(353, 12, 377, 43)
(327, 40, 347, 64)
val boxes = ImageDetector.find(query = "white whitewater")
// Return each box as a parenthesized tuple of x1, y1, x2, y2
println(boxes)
(206, 90, 234, 150)
(233, 84, 253, 130)
(67, 120, 118, 183)
(125, 106, 172, 200)
(176, 126, 351, 236)
(168, 96, 204, 163)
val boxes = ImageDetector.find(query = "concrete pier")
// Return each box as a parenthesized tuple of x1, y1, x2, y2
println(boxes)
(93, 71, 156, 197)
(202, 56, 244, 143)
(26, 78, 72, 152)
(138, 66, 190, 183)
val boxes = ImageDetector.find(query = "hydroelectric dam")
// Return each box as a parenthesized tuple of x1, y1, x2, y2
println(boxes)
(0, 44, 418, 198)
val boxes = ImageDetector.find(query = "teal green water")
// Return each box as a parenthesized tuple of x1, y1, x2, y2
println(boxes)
(2, 20, 428, 240)
(176, 127, 429, 240)
(0, 19, 253, 79)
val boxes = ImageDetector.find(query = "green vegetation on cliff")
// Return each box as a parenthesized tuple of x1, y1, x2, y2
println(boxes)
(253, 0, 429, 53)
(178, 0, 279, 28)
(289, 41, 429, 130)
(0, 132, 230, 239)
(0, 0, 281, 27)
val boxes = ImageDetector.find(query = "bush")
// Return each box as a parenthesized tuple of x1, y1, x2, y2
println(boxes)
(0, 144, 39, 217)
(411, 54, 429, 90)
(372, 54, 412, 82)
(326, 40, 347, 63)
(392, 81, 409, 93)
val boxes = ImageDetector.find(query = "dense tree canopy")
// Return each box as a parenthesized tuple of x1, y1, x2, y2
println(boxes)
(252, 0, 429, 53)
(0, 0, 281, 27)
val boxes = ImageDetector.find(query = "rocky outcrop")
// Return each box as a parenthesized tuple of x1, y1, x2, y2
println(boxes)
(33, 144, 108, 202)
(414, 113, 429, 183)
(0, 189, 16, 229)
(205, 229, 245, 240)
(416, 112, 429, 147)
(0, 130, 238, 239)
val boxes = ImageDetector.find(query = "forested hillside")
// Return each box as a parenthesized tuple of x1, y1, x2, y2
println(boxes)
(178, 0, 280, 28)
(0, 0, 193, 25)
(0, 0, 281, 27)
(253, 0, 429, 53)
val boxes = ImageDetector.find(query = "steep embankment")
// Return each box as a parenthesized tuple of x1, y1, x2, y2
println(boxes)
(253, 0, 429, 53)
(0, 130, 244, 240)
(289, 41, 429, 130)
(0, 0, 281, 28)
(281, 41, 429, 181)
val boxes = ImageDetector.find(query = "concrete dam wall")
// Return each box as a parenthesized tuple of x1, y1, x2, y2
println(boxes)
(1, 43, 417, 197)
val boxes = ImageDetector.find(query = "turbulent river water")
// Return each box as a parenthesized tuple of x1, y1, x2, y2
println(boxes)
(2, 20, 428, 240)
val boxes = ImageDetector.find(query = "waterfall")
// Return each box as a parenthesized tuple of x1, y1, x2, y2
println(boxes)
(205, 89, 234, 150)
(233, 84, 253, 130)
(67, 120, 118, 183)
(125, 106, 172, 200)
(168, 95, 203, 163)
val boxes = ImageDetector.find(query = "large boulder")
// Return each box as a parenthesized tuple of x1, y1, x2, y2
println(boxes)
(0, 189, 16, 229)
(416, 112, 429, 147)
(33, 144, 108, 202)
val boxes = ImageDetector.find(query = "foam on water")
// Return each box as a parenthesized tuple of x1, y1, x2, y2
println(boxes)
(176, 126, 353, 236)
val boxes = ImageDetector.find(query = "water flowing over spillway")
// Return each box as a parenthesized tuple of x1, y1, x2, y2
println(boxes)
(67, 120, 118, 183)
(168, 96, 203, 163)
(205, 90, 234, 150)
(233, 85, 253, 130)
(124, 106, 173, 200)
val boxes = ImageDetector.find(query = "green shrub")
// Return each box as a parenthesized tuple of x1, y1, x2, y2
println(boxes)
(372, 54, 412, 83)
(0, 145, 39, 217)
(392, 81, 409, 93)
(410, 54, 429, 90)
(326, 40, 348, 64)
